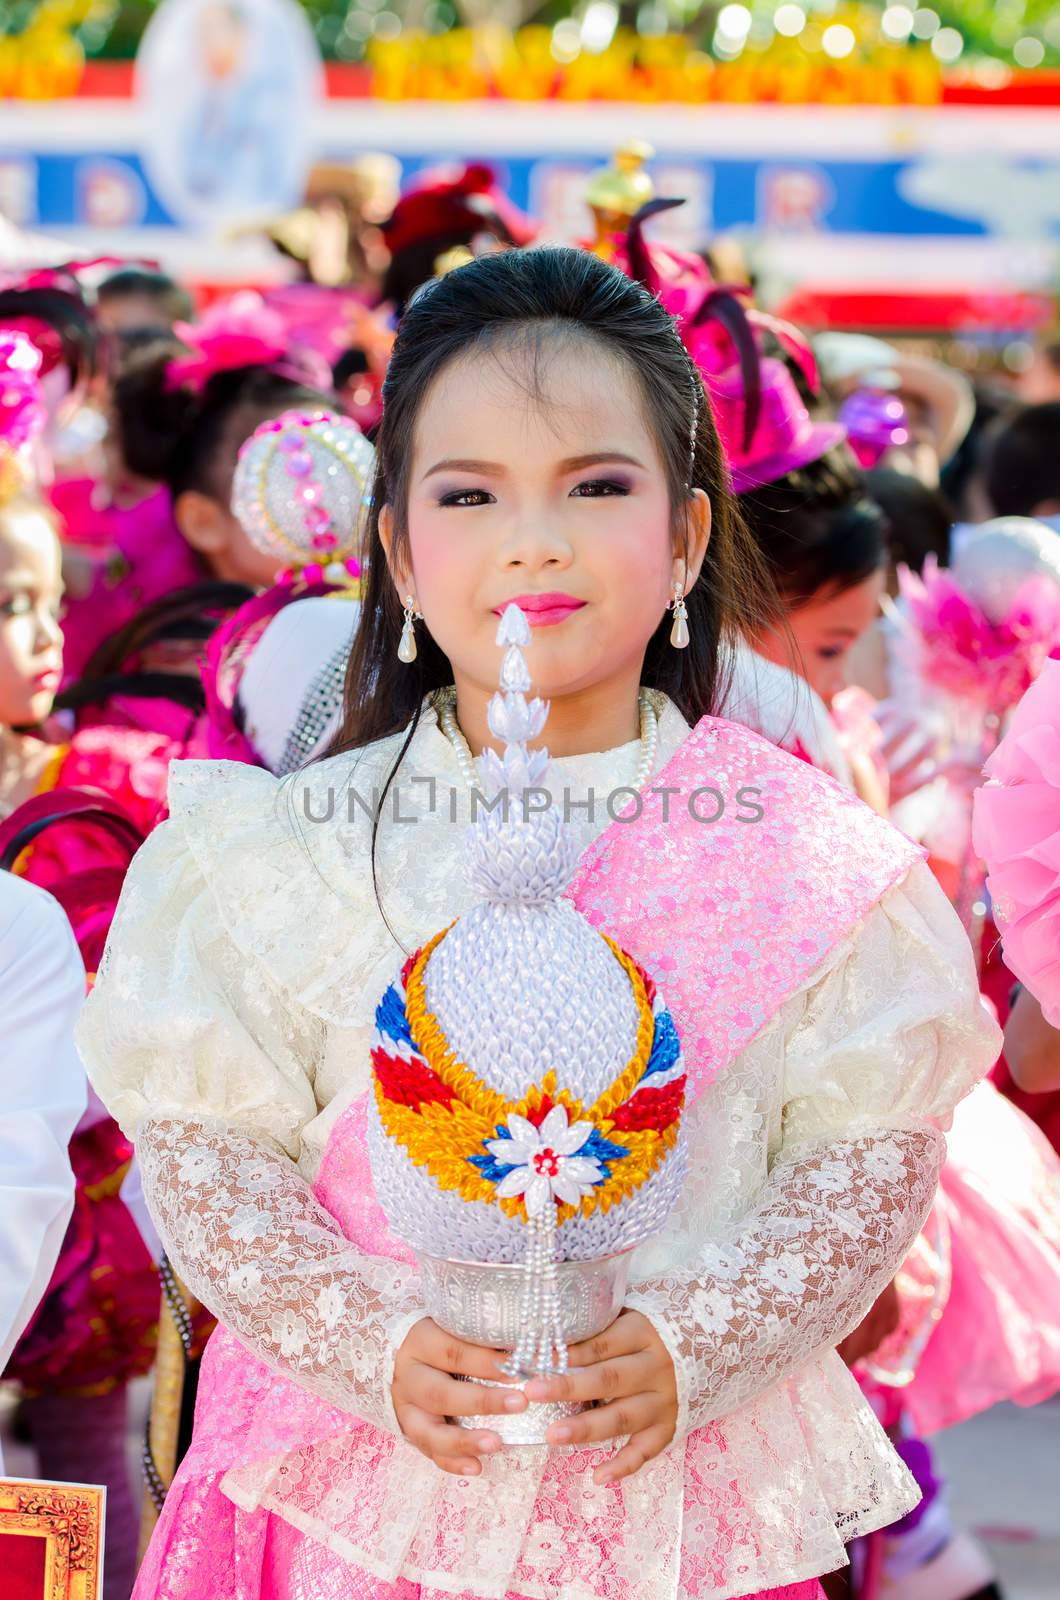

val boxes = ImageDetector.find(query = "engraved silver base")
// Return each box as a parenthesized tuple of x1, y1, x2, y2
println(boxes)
(415, 1248, 633, 1445)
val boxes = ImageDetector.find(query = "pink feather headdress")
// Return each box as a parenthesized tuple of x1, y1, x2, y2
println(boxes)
(165, 291, 332, 395)
(616, 199, 843, 490)
(898, 554, 1060, 710)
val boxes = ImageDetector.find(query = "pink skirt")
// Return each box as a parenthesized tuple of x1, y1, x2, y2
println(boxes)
(133, 1464, 826, 1600)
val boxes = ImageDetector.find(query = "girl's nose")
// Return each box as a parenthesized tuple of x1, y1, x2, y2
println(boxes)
(499, 516, 575, 570)
(36, 606, 64, 653)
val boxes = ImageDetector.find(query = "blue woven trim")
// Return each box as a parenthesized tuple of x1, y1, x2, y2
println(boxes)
(375, 981, 414, 1049)
(640, 1007, 681, 1081)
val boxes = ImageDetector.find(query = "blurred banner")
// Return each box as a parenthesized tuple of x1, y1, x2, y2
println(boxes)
(0, 3, 1056, 292)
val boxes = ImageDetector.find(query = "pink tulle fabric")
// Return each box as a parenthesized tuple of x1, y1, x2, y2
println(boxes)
(973, 657, 1060, 1024)
(0, 327, 46, 449)
(130, 721, 922, 1600)
(867, 1077, 1060, 1433)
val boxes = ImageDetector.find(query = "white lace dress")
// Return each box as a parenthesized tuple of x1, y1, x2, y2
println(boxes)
(77, 696, 1000, 1600)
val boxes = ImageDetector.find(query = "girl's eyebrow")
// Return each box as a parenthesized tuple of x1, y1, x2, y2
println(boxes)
(422, 450, 646, 480)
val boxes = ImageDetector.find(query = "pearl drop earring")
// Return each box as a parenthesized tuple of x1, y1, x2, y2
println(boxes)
(669, 581, 689, 649)
(398, 595, 422, 663)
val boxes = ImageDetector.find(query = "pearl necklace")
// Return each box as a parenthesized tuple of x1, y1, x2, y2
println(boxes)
(436, 687, 660, 796)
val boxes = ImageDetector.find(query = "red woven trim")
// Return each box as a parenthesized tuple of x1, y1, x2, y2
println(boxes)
(610, 1077, 686, 1133)
(372, 1046, 454, 1111)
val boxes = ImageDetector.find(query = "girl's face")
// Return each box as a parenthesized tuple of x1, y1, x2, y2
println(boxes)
(0, 508, 64, 726)
(756, 567, 885, 706)
(383, 337, 710, 711)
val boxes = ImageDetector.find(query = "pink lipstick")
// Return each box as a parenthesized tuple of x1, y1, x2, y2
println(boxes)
(496, 593, 586, 628)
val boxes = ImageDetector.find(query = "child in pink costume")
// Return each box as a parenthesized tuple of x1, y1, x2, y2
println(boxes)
(78, 250, 997, 1600)
(55, 294, 338, 741)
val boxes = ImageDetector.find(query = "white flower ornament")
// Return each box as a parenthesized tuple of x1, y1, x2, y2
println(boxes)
(488, 1106, 605, 1217)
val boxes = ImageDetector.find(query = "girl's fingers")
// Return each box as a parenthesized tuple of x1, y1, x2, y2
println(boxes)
(435, 1456, 485, 1477)
(562, 1311, 651, 1369)
(593, 1423, 674, 1486)
(545, 1394, 657, 1448)
(410, 1321, 517, 1384)
(524, 1353, 650, 1406)
(406, 1364, 528, 1418)
(398, 1403, 503, 1463)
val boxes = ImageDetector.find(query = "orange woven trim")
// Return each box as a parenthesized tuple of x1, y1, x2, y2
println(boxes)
(374, 1073, 683, 1223)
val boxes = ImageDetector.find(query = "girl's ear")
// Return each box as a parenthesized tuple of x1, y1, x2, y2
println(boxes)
(673, 487, 712, 593)
(377, 503, 413, 597)
(174, 490, 232, 557)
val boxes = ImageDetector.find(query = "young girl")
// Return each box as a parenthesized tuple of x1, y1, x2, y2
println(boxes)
(58, 294, 336, 686)
(737, 442, 891, 810)
(79, 248, 998, 1600)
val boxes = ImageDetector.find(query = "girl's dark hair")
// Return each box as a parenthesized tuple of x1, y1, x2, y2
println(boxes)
(738, 446, 887, 607)
(95, 267, 194, 327)
(863, 466, 952, 574)
(112, 339, 335, 502)
(0, 285, 95, 387)
(984, 400, 1060, 519)
(333, 246, 775, 765)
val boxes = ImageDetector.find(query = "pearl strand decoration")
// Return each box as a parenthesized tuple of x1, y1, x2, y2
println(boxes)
(499, 1208, 568, 1380)
(437, 686, 660, 798)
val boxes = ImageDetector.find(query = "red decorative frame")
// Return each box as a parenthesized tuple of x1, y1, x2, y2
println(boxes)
(0, 1479, 104, 1600)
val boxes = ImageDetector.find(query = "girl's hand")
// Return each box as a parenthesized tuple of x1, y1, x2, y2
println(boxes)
(837, 1279, 901, 1367)
(392, 1317, 529, 1476)
(523, 1309, 677, 1486)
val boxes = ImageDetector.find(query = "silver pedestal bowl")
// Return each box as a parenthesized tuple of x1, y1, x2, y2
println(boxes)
(416, 1247, 634, 1445)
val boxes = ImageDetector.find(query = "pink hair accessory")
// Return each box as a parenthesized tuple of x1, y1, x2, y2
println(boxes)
(0, 329, 46, 450)
(231, 408, 375, 577)
(898, 554, 1060, 709)
(165, 291, 330, 394)
(712, 358, 846, 493)
(1, 315, 65, 378)
(615, 206, 842, 490)
(840, 387, 912, 469)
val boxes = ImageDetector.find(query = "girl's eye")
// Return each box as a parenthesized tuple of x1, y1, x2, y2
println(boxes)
(437, 489, 495, 508)
(570, 478, 630, 498)
(817, 645, 845, 661)
(0, 593, 32, 617)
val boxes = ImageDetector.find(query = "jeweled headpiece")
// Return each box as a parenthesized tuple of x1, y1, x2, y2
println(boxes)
(230, 407, 375, 587)
(369, 606, 686, 1378)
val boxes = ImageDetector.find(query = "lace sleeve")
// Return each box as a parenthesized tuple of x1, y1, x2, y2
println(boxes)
(625, 1125, 941, 1439)
(627, 861, 1000, 1441)
(138, 1114, 424, 1432)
